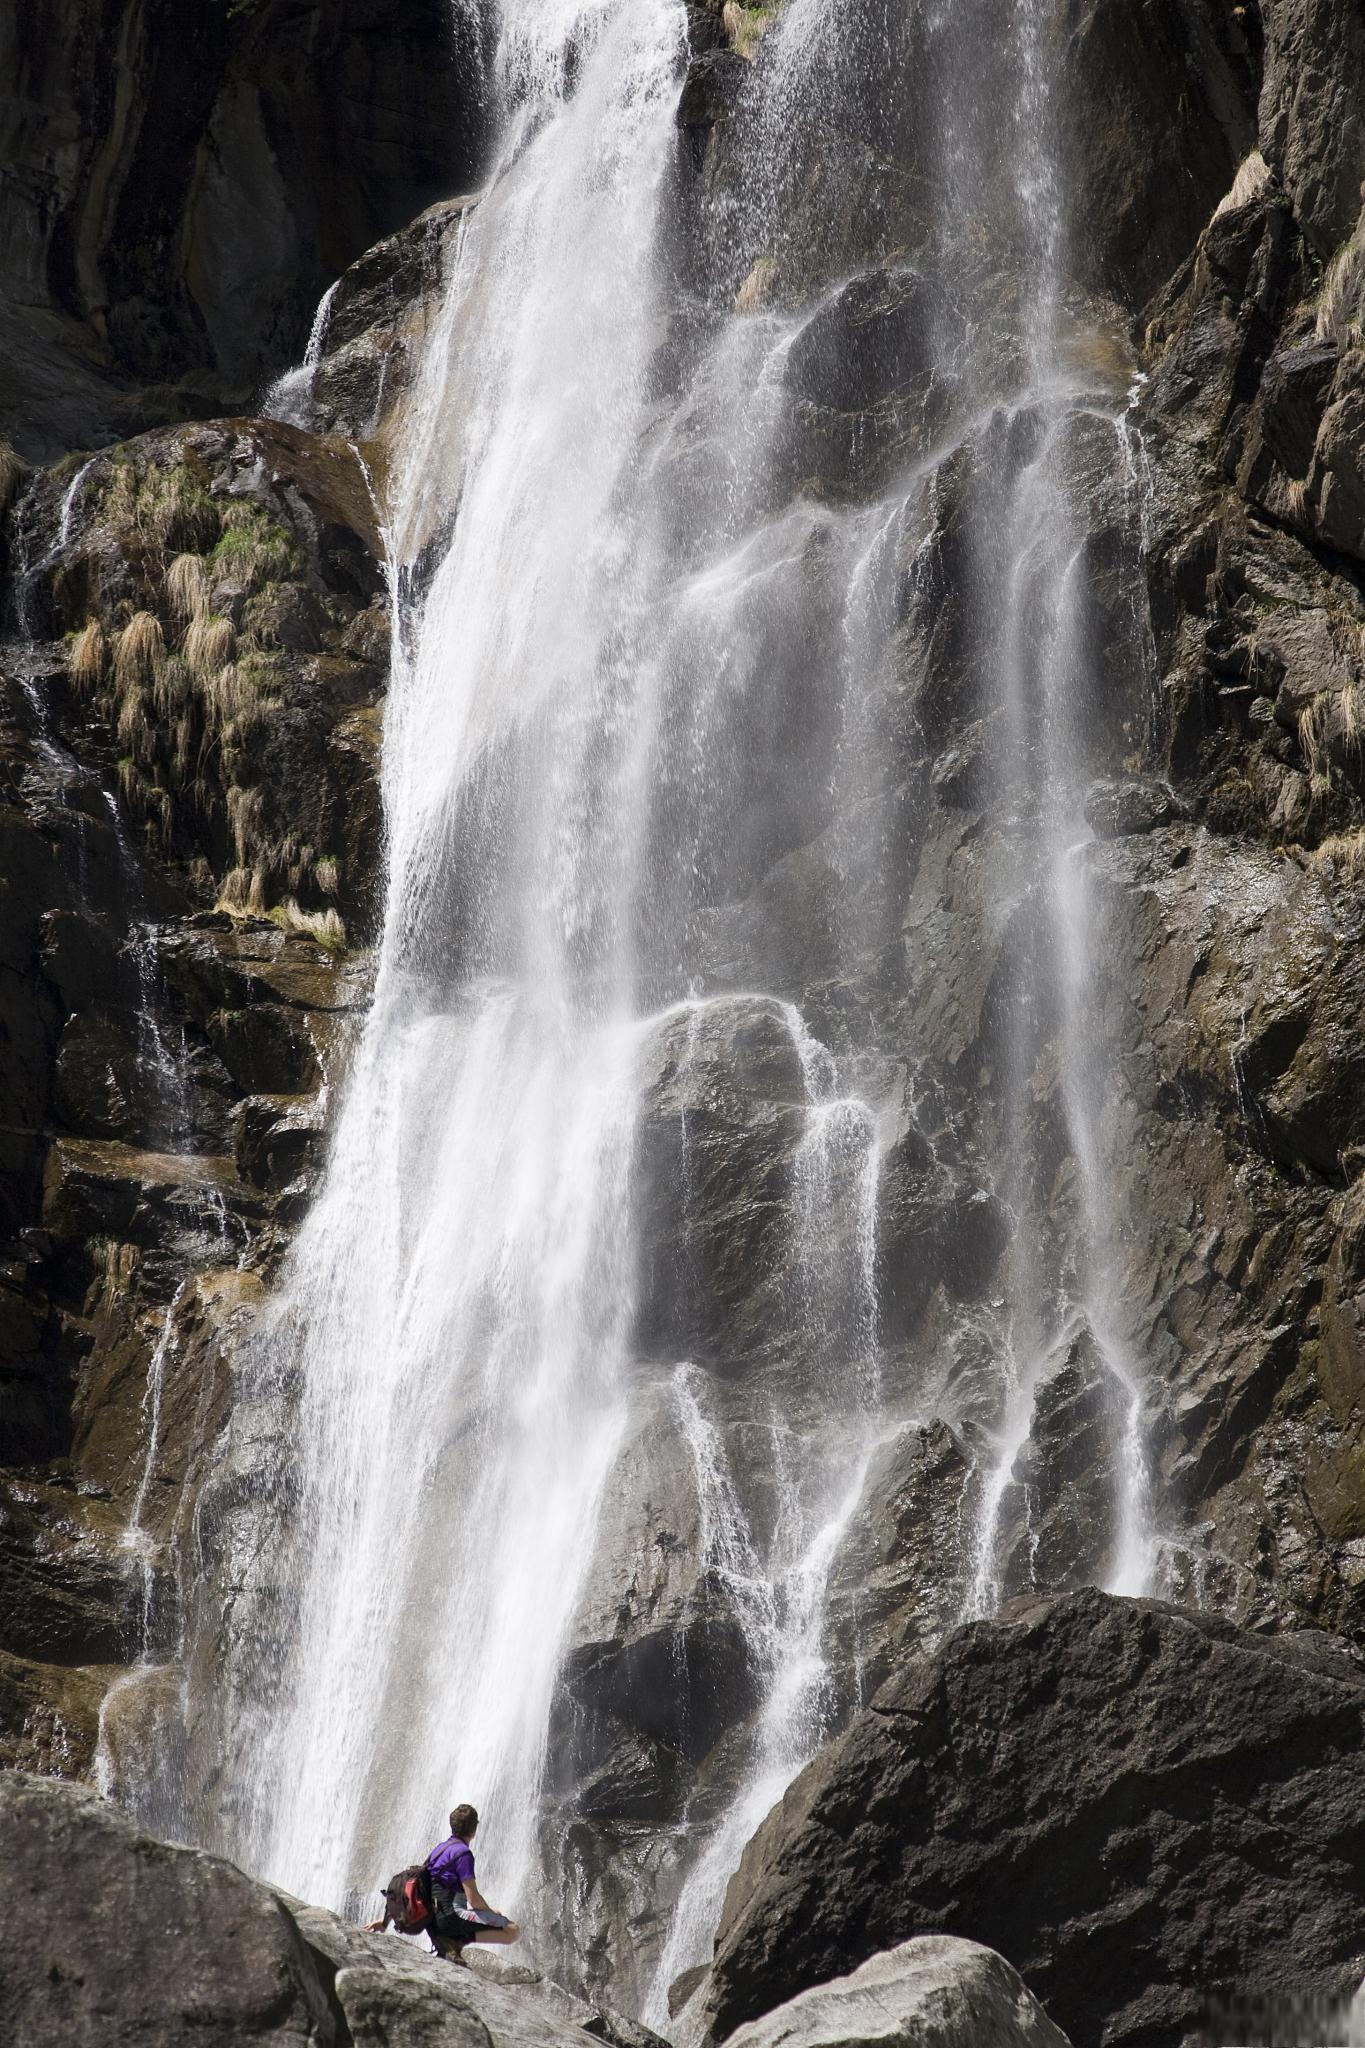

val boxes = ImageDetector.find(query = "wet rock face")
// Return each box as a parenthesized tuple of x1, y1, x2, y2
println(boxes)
(538, 0, 1365, 1996)
(303, 197, 476, 443)
(822, 1420, 976, 1697)
(995, 1330, 1131, 1599)
(706, 1591, 1365, 2048)
(0, 0, 486, 459)
(634, 999, 809, 1374)
(0, 400, 383, 1777)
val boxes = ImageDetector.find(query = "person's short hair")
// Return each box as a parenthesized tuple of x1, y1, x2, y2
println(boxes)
(449, 1802, 479, 1839)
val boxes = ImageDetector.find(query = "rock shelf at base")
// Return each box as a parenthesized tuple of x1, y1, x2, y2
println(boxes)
(0, 1768, 1073, 2048)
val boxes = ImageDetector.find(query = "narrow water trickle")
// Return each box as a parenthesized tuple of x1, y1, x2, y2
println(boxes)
(644, 1000, 886, 2027)
(943, 0, 1158, 1616)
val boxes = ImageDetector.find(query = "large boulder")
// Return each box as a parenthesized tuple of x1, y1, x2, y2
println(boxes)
(706, 1590, 1365, 2048)
(722, 1938, 1071, 2048)
(0, 1769, 338, 2045)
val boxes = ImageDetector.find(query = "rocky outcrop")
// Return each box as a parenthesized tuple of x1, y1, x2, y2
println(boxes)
(706, 1590, 1365, 2048)
(2, 1767, 338, 2044)
(297, 195, 477, 445)
(12, 1769, 1072, 2048)
(1, 1766, 1079, 2048)
(0, 397, 385, 1775)
(0, 1766, 673, 2048)
(0, 0, 485, 460)
(721, 1938, 1072, 2048)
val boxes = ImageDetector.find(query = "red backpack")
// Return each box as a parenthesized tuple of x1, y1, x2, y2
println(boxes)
(382, 1864, 433, 1936)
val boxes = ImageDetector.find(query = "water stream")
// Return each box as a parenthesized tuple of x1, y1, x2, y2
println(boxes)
(192, 0, 1160, 2009)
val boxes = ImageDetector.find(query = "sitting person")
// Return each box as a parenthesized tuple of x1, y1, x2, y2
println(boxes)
(365, 1802, 520, 1959)
(422, 1802, 520, 1959)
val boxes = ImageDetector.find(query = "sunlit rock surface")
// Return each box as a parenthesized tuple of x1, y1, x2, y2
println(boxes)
(720, 1939, 1072, 2048)
(0, 1768, 672, 2048)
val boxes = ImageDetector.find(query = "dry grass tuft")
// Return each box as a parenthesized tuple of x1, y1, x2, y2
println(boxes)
(723, 0, 777, 58)
(226, 783, 264, 865)
(173, 713, 196, 777)
(204, 660, 256, 728)
(113, 611, 165, 692)
(269, 835, 316, 896)
(137, 464, 220, 553)
(116, 685, 151, 759)
(166, 552, 211, 625)
(1213, 150, 1270, 222)
(216, 866, 267, 916)
(153, 654, 191, 720)
(148, 785, 173, 841)
(68, 618, 107, 699)
(314, 855, 339, 897)
(1299, 700, 1333, 798)
(1310, 828, 1365, 881)
(0, 439, 29, 520)
(210, 515, 296, 591)
(218, 500, 261, 535)
(1316, 212, 1365, 344)
(269, 898, 347, 953)
(183, 612, 236, 684)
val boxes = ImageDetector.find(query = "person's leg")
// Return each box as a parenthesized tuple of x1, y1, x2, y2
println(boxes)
(429, 1922, 469, 1963)
(431, 1931, 469, 1965)
(472, 1922, 520, 1945)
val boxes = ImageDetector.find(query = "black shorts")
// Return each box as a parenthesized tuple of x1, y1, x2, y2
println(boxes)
(431, 1885, 509, 1939)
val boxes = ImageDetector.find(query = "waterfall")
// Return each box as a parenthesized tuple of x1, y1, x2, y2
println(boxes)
(944, 0, 1157, 1613)
(263, 278, 342, 428)
(223, 0, 695, 1916)
(641, 1000, 885, 2029)
(193, 0, 1162, 2007)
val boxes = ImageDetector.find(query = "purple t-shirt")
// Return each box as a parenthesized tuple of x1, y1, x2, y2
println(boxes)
(427, 1835, 476, 1893)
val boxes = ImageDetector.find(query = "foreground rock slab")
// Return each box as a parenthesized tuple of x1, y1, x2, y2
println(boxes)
(723, 1938, 1071, 2048)
(706, 1590, 1365, 2048)
(0, 1768, 655, 2048)
(0, 1770, 334, 2045)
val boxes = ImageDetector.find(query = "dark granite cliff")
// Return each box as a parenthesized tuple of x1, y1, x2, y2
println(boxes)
(0, 0, 487, 459)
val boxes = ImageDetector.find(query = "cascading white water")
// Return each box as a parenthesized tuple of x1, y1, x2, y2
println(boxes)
(948, 0, 1157, 1613)
(642, 997, 885, 2028)
(230, 0, 695, 1915)
(263, 279, 341, 428)
(197, 0, 1164, 2007)
(223, 0, 914, 1937)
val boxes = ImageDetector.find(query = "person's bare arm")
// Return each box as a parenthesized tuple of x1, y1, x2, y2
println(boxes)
(365, 1907, 391, 1933)
(463, 1879, 492, 1912)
